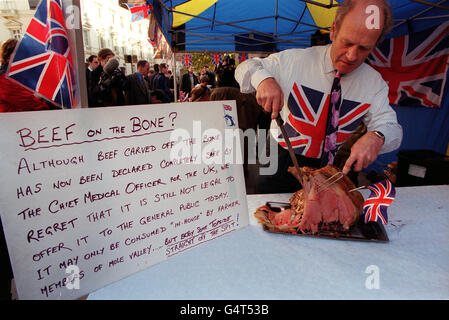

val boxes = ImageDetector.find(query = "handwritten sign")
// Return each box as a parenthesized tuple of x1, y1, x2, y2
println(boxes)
(0, 101, 248, 299)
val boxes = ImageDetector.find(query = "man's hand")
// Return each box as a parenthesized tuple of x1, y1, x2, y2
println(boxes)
(256, 78, 284, 119)
(342, 131, 384, 175)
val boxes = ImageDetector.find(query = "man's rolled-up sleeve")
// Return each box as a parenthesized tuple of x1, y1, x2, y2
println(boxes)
(363, 82, 403, 154)
(235, 54, 281, 93)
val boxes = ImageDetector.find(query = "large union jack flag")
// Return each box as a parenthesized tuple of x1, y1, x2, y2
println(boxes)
(367, 21, 449, 108)
(7, 0, 77, 109)
(278, 83, 370, 158)
(125, 3, 152, 22)
(363, 179, 396, 225)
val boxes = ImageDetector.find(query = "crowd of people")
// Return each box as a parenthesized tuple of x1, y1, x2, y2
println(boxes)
(85, 49, 241, 108)
(0, 39, 243, 110)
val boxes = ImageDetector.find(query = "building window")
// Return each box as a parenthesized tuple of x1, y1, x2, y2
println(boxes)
(11, 29, 22, 40)
(28, 0, 40, 9)
(83, 29, 90, 47)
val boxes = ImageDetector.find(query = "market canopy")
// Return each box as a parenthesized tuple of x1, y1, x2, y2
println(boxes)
(136, 0, 449, 52)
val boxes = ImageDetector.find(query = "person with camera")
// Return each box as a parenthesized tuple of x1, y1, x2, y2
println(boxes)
(88, 48, 127, 107)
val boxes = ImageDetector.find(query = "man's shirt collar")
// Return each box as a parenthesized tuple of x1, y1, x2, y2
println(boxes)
(322, 44, 336, 75)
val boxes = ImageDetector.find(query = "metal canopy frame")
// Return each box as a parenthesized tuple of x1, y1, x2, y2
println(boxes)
(142, 0, 449, 53)
(156, 0, 340, 52)
(394, 0, 449, 29)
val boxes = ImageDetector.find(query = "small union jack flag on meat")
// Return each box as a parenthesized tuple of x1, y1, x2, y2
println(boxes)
(367, 21, 449, 108)
(181, 53, 192, 67)
(126, 3, 152, 22)
(363, 179, 396, 225)
(278, 83, 370, 158)
(238, 52, 248, 62)
(7, 0, 77, 109)
(210, 53, 222, 65)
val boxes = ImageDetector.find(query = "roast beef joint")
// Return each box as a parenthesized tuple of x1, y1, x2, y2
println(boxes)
(254, 165, 364, 235)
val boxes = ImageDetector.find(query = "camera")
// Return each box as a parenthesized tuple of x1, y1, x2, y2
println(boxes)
(99, 68, 126, 91)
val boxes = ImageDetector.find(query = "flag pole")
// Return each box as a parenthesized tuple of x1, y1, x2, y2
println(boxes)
(67, 0, 88, 107)
(173, 52, 178, 102)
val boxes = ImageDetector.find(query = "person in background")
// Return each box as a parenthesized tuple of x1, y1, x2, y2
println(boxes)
(0, 38, 52, 112)
(191, 75, 211, 102)
(125, 60, 152, 105)
(235, 0, 402, 193)
(86, 55, 99, 73)
(148, 64, 159, 91)
(146, 69, 155, 89)
(152, 63, 171, 103)
(180, 65, 199, 98)
(88, 48, 127, 107)
(150, 89, 166, 104)
(86, 55, 99, 106)
(216, 56, 239, 88)
(167, 70, 175, 102)
(201, 65, 216, 88)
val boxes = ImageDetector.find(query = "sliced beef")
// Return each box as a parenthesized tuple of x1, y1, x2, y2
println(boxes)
(254, 165, 364, 234)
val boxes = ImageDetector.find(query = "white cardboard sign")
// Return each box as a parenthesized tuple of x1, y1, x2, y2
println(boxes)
(0, 101, 248, 299)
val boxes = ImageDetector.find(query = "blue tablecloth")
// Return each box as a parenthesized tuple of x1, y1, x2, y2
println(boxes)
(89, 185, 449, 300)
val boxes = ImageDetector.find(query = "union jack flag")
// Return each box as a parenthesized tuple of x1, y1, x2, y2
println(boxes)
(211, 53, 222, 65)
(363, 179, 396, 225)
(181, 53, 192, 67)
(238, 52, 248, 62)
(125, 3, 152, 22)
(179, 91, 189, 102)
(148, 37, 157, 48)
(7, 0, 77, 109)
(278, 83, 370, 158)
(367, 21, 449, 108)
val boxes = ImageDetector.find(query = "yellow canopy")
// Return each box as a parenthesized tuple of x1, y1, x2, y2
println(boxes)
(306, 0, 338, 32)
(172, 0, 218, 28)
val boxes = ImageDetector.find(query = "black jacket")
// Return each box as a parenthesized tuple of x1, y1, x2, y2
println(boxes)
(180, 72, 199, 95)
(125, 73, 151, 105)
(152, 72, 170, 103)
(88, 65, 127, 107)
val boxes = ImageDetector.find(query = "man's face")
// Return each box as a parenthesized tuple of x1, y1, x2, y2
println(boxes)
(89, 57, 99, 70)
(329, 7, 382, 74)
(189, 66, 194, 73)
(100, 54, 114, 67)
(140, 62, 150, 75)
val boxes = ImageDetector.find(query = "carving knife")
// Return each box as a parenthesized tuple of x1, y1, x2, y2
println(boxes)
(275, 115, 305, 183)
